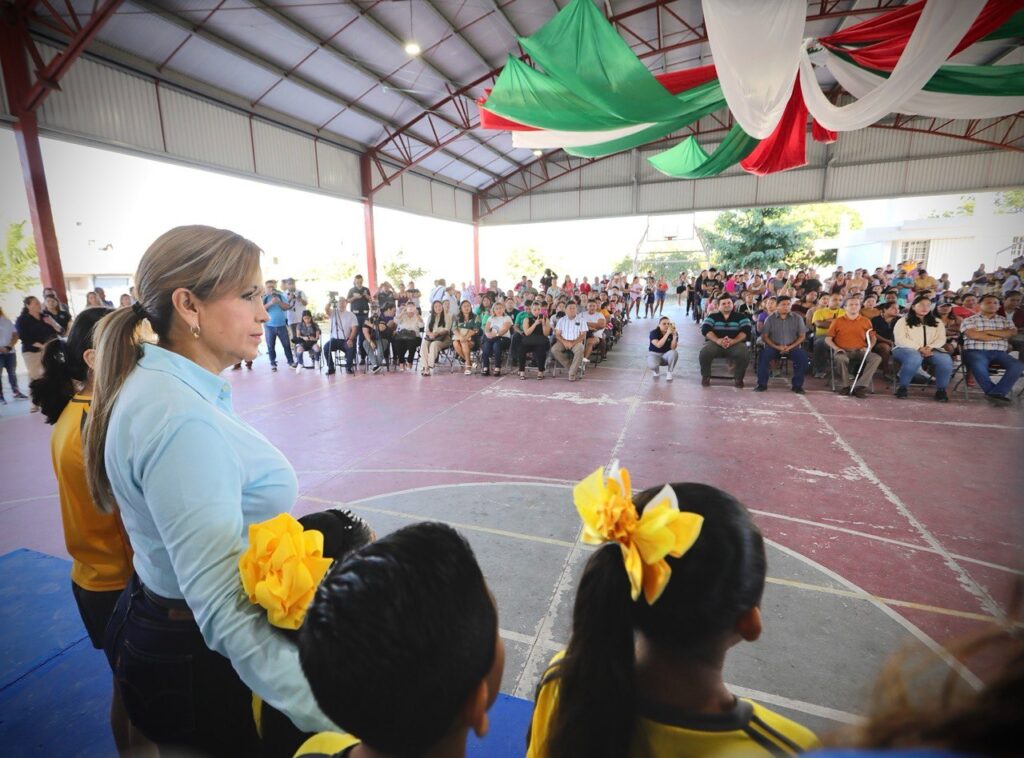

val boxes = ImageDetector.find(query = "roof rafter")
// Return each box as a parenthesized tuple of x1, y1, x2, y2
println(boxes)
(131, 0, 501, 180)
(244, 0, 510, 178)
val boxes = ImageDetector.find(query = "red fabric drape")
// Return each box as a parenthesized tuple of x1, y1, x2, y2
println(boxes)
(739, 83, 808, 176)
(811, 119, 837, 144)
(821, 0, 1024, 71)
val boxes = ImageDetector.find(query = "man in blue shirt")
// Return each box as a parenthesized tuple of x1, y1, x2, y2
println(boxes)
(699, 295, 753, 387)
(262, 279, 295, 371)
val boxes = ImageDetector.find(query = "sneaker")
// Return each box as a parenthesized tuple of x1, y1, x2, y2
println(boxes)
(651, 370, 659, 379)
(13, 391, 27, 399)
(30, 405, 40, 413)
(837, 386, 852, 395)
(753, 385, 767, 392)
(895, 386, 908, 399)
(482, 369, 491, 376)
(464, 368, 473, 375)
(852, 386, 868, 398)
(791, 386, 805, 394)
(295, 364, 302, 374)
(665, 372, 673, 382)
(934, 389, 948, 403)
(986, 394, 1011, 406)
(326, 368, 336, 375)
(701, 376, 711, 387)
(0, 397, 6, 405)
(370, 365, 382, 375)
(271, 366, 278, 372)
(734, 379, 744, 389)
(231, 364, 242, 371)
(346, 368, 355, 375)
(583, 357, 590, 363)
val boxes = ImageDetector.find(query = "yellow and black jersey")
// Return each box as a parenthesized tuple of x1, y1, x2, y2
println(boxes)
(292, 731, 360, 757)
(528, 653, 820, 757)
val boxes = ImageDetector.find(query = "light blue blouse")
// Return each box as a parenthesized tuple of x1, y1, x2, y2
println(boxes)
(105, 343, 334, 732)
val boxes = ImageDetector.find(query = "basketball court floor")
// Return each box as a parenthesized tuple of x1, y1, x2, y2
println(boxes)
(1, 303, 1020, 753)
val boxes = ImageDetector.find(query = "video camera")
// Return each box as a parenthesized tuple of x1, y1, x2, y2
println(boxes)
(327, 290, 339, 306)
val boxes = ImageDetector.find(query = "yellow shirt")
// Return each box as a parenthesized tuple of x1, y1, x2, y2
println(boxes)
(811, 307, 844, 337)
(914, 275, 937, 291)
(51, 394, 133, 591)
(293, 732, 360, 757)
(528, 654, 819, 758)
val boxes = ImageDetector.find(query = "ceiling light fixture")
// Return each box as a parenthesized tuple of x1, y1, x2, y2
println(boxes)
(405, 1, 420, 56)
(532, 149, 543, 157)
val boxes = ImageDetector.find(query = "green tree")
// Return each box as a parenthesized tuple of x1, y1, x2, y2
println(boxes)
(995, 189, 1024, 214)
(381, 249, 426, 285)
(504, 246, 547, 282)
(1, 221, 40, 295)
(928, 195, 975, 218)
(700, 208, 811, 271)
(612, 249, 708, 279)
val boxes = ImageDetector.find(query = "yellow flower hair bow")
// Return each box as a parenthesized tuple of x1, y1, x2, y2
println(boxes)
(239, 513, 334, 630)
(574, 462, 704, 605)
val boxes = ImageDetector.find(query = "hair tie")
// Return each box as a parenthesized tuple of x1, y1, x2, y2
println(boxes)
(574, 462, 704, 605)
(132, 302, 149, 321)
(238, 513, 333, 629)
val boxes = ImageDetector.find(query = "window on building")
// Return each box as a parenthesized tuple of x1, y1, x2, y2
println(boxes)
(900, 240, 930, 268)
(1011, 235, 1024, 258)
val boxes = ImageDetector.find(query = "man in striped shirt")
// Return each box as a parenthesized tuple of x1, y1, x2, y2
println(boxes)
(552, 302, 588, 381)
(961, 294, 1023, 406)
(699, 295, 753, 387)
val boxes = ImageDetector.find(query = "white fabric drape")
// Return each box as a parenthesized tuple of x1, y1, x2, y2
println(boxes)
(701, 0, 806, 139)
(512, 121, 654, 149)
(800, 0, 987, 132)
(823, 48, 1024, 119)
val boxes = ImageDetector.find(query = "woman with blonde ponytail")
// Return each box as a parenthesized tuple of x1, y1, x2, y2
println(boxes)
(87, 226, 336, 755)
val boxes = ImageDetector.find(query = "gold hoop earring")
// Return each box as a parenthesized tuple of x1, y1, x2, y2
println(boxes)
(191, 323, 201, 339)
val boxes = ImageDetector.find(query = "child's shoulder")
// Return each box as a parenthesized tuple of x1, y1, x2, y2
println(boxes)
(746, 699, 821, 752)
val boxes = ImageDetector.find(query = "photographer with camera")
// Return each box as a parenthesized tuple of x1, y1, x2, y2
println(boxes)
(262, 280, 296, 371)
(648, 316, 679, 381)
(323, 295, 358, 375)
(283, 278, 307, 341)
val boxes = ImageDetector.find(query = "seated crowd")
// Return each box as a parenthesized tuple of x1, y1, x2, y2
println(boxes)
(688, 259, 1024, 405)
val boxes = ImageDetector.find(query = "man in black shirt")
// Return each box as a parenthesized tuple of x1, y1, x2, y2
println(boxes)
(347, 275, 371, 361)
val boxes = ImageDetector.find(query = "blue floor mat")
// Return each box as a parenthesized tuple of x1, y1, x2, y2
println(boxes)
(0, 550, 533, 757)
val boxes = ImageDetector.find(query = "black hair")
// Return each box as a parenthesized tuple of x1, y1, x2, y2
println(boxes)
(299, 522, 497, 755)
(776, 296, 792, 303)
(978, 293, 1001, 305)
(718, 294, 734, 303)
(297, 509, 373, 563)
(905, 296, 939, 328)
(544, 483, 766, 758)
(29, 307, 111, 424)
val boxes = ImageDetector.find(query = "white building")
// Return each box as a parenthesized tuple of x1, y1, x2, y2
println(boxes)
(835, 194, 1023, 289)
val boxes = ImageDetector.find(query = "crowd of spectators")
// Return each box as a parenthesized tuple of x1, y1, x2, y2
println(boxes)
(689, 257, 1024, 405)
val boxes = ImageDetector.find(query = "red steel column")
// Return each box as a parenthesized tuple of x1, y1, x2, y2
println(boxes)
(0, 20, 68, 303)
(359, 154, 378, 291)
(472, 195, 480, 291)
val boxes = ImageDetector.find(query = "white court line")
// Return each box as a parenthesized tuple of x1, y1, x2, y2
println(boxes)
(750, 509, 1024, 576)
(769, 538, 982, 690)
(0, 494, 56, 508)
(295, 467, 578, 485)
(798, 394, 1005, 625)
(727, 684, 863, 725)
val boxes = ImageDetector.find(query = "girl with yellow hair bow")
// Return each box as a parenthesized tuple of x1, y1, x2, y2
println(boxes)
(526, 466, 820, 758)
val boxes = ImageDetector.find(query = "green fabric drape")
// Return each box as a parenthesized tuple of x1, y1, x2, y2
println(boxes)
(648, 124, 759, 179)
(834, 50, 1024, 97)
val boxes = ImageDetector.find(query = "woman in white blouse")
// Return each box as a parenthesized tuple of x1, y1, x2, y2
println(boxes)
(893, 295, 952, 402)
(480, 302, 512, 377)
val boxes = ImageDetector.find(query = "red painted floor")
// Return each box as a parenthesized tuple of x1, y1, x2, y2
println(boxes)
(1, 303, 1021, 685)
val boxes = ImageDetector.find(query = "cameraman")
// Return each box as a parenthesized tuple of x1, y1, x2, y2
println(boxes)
(262, 279, 295, 371)
(283, 277, 307, 341)
(648, 316, 679, 381)
(323, 295, 358, 376)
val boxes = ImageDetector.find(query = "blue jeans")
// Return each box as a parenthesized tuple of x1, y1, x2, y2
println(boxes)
(263, 324, 294, 366)
(324, 337, 356, 371)
(963, 349, 1024, 397)
(893, 348, 953, 390)
(0, 350, 18, 396)
(104, 575, 258, 753)
(757, 346, 808, 388)
(481, 337, 503, 370)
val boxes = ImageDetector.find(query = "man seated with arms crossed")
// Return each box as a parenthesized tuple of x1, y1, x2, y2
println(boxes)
(754, 296, 808, 394)
(826, 296, 881, 398)
(323, 296, 359, 376)
(699, 294, 753, 388)
(961, 294, 1023, 406)
(551, 301, 588, 382)
(582, 300, 607, 364)
(811, 292, 844, 378)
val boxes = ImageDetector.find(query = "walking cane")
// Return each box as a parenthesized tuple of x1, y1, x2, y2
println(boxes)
(850, 329, 874, 396)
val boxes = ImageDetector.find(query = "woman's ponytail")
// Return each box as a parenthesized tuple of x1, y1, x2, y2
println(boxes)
(29, 338, 74, 424)
(84, 307, 145, 514)
(546, 543, 638, 758)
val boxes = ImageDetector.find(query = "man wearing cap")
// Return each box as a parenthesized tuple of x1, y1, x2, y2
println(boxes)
(283, 278, 307, 341)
